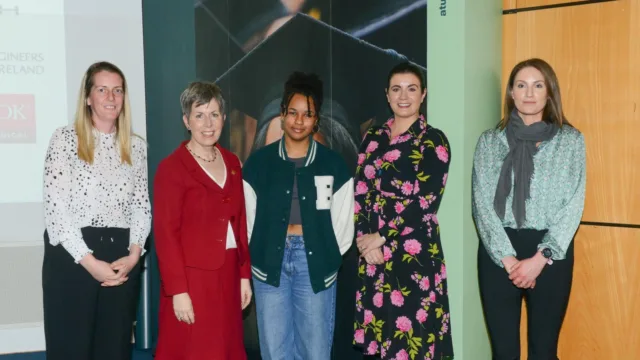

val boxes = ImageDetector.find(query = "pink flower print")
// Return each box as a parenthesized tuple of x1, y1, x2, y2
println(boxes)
(383, 149, 401, 162)
(429, 344, 435, 357)
(378, 217, 385, 230)
(442, 173, 448, 186)
(366, 141, 379, 153)
(373, 292, 384, 308)
(441, 264, 447, 279)
(435, 273, 442, 287)
(355, 181, 368, 195)
(416, 309, 428, 324)
(441, 321, 449, 335)
(374, 158, 383, 168)
(354, 201, 361, 214)
(357, 153, 366, 165)
(398, 134, 412, 143)
(436, 145, 449, 163)
(394, 201, 405, 214)
(395, 316, 412, 333)
(395, 349, 409, 360)
(367, 341, 378, 355)
(432, 214, 439, 224)
(429, 291, 436, 303)
(354, 329, 365, 344)
(363, 310, 373, 326)
(381, 189, 396, 197)
(364, 165, 376, 180)
(401, 182, 414, 195)
(378, 273, 385, 283)
(403, 239, 422, 256)
(381, 348, 386, 358)
(390, 134, 411, 145)
(388, 220, 397, 229)
(413, 180, 420, 194)
(383, 246, 392, 261)
(419, 197, 429, 209)
(373, 203, 379, 213)
(391, 290, 404, 307)
(367, 264, 377, 277)
(419, 276, 430, 291)
(400, 226, 414, 236)
(356, 291, 362, 302)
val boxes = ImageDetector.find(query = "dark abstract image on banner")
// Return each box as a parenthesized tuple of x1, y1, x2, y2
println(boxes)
(194, 1, 426, 359)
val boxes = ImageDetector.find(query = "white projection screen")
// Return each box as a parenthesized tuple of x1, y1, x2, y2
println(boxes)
(0, 0, 146, 353)
(0, 0, 147, 245)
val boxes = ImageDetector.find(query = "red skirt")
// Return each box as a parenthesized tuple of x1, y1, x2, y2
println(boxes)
(155, 249, 246, 360)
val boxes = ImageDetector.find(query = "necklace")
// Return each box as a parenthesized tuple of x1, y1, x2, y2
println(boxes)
(186, 144, 217, 163)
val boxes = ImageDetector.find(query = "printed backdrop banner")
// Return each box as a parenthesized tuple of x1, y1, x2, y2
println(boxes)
(141, 1, 427, 359)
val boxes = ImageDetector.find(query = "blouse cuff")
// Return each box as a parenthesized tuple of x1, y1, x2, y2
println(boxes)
(60, 239, 93, 264)
(128, 242, 147, 256)
(538, 233, 565, 261)
(490, 247, 517, 268)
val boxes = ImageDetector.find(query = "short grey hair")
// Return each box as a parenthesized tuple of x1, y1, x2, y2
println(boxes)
(179, 81, 226, 118)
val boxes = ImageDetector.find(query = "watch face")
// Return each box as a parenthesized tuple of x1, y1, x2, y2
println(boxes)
(542, 248, 552, 258)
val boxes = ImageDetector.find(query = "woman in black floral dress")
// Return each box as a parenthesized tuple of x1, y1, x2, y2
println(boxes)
(353, 62, 454, 360)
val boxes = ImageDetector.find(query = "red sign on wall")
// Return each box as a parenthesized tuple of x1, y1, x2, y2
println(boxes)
(0, 94, 36, 143)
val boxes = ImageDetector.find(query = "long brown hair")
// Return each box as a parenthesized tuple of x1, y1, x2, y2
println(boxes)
(500, 58, 571, 129)
(74, 61, 133, 164)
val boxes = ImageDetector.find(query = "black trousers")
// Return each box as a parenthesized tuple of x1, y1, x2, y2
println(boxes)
(42, 227, 141, 360)
(478, 228, 574, 360)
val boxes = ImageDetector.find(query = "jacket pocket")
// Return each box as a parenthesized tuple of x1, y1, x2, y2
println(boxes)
(314, 175, 334, 210)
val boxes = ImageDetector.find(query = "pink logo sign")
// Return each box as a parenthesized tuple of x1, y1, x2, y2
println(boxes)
(0, 94, 36, 143)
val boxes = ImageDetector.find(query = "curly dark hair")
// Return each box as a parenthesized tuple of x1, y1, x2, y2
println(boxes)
(280, 71, 324, 119)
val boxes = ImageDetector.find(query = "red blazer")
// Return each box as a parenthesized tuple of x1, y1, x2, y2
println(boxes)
(153, 142, 251, 296)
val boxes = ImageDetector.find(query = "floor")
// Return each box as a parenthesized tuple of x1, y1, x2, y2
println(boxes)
(0, 350, 154, 360)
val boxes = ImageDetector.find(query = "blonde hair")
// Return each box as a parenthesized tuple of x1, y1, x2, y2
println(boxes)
(74, 61, 133, 164)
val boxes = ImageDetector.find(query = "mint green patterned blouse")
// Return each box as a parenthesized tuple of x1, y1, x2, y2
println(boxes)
(471, 125, 586, 267)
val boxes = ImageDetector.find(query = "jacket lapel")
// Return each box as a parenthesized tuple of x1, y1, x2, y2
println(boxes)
(177, 141, 223, 193)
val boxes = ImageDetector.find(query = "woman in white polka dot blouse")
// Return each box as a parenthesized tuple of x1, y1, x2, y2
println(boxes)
(41, 61, 151, 360)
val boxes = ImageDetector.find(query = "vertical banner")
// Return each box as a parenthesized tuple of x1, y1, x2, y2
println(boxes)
(191, 1, 427, 359)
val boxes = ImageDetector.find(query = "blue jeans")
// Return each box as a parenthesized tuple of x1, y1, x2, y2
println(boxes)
(253, 235, 337, 360)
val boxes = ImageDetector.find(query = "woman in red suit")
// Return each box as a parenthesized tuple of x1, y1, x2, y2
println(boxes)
(153, 81, 252, 359)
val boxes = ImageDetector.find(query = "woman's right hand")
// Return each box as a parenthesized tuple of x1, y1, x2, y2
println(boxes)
(80, 254, 119, 283)
(173, 293, 195, 325)
(501, 255, 536, 289)
(501, 256, 519, 274)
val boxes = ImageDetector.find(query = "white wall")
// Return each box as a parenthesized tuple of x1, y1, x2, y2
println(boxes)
(0, 0, 147, 354)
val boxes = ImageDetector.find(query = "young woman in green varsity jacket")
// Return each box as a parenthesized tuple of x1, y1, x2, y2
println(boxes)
(242, 72, 355, 360)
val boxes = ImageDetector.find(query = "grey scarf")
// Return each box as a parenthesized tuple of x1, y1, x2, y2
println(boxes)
(494, 110, 559, 227)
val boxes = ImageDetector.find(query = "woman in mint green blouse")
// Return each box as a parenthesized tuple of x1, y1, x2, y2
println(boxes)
(472, 58, 586, 359)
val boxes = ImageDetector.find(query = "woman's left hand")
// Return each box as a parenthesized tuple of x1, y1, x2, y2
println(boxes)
(508, 253, 547, 288)
(105, 254, 140, 287)
(240, 279, 252, 310)
(356, 232, 385, 257)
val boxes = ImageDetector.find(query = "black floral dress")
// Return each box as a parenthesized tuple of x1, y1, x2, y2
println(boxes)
(353, 116, 454, 360)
